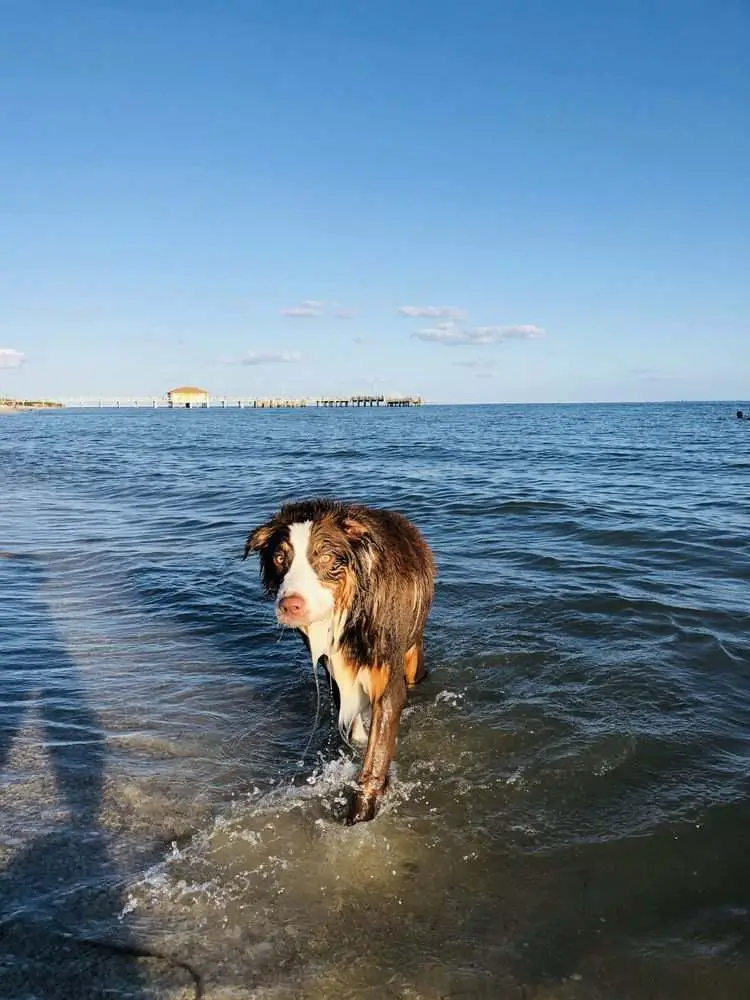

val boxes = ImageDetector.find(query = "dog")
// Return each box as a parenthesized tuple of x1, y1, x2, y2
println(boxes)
(244, 499, 435, 824)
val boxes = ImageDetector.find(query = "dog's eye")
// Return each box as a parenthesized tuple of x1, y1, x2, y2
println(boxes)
(273, 551, 285, 567)
(318, 551, 335, 567)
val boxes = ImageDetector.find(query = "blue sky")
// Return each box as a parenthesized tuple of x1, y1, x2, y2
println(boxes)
(2, 0, 748, 403)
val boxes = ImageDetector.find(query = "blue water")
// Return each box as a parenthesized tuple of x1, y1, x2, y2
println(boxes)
(1, 402, 749, 999)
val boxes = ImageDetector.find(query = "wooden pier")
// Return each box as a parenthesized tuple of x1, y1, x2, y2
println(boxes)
(58, 396, 310, 409)
(318, 394, 385, 407)
(58, 394, 423, 409)
(317, 395, 422, 407)
(386, 396, 422, 407)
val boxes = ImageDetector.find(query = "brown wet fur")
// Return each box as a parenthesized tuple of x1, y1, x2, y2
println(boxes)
(360, 663, 391, 703)
(332, 558, 358, 614)
(349, 672, 408, 824)
(245, 498, 436, 824)
(404, 642, 425, 687)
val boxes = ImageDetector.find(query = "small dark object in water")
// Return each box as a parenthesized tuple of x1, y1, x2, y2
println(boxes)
(737, 410, 745, 419)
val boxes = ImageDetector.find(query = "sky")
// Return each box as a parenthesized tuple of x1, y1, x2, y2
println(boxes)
(2, 0, 749, 404)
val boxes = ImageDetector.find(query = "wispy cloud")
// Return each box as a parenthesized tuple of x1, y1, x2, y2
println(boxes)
(227, 351, 303, 366)
(414, 323, 544, 346)
(398, 305, 466, 320)
(280, 300, 325, 318)
(0, 348, 25, 369)
(280, 300, 355, 319)
(453, 359, 500, 378)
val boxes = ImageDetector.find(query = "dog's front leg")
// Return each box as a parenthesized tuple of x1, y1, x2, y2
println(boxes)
(346, 671, 407, 825)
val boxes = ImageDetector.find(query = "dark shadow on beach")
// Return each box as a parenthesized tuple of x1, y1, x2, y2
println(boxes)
(0, 552, 154, 1000)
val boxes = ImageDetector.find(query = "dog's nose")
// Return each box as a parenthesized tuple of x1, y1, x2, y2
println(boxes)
(279, 593, 306, 618)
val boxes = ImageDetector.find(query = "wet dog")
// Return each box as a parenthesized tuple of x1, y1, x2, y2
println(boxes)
(244, 499, 435, 824)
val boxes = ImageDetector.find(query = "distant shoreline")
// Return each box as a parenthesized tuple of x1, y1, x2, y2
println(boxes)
(0, 401, 64, 413)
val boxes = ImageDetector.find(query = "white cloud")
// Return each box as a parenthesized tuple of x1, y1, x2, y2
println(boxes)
(453, 359, 500, 378)
(280, 299, 355, 319)
(0, 348, 25, 368)
(280, 300, 325, 318)
(414, 324, 545, 345)
(481, 324, 544, 340)
(398, 305, 466, 320)
(229, 351, 303, 366)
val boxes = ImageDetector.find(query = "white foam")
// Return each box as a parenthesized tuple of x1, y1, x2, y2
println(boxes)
(435, 688, 466, 708)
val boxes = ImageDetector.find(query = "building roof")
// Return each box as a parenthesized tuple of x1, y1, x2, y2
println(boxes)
(167, 386, 209, 394)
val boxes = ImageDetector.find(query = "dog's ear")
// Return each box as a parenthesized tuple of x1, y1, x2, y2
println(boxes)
(341, 515, 370, 541)
(243, 521, 275, 560)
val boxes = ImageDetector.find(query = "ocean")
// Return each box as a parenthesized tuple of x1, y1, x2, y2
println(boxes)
(1, 402, 749, 1000)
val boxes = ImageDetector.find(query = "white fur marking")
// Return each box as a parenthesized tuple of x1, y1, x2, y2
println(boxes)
(328, 648, 369, 739)
(412, 580, 421, 619)
(285, 526, 369, 742)
(350, 713, 368, 745)
(305, 618, 333, 666)
(277, 521, 334, 623)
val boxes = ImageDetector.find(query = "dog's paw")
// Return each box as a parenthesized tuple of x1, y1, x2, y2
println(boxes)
(345, 790, 380, 825)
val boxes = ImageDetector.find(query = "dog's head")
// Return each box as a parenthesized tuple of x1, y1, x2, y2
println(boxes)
(244, 500, 372, 628)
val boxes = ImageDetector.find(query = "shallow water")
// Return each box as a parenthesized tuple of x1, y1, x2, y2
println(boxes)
(1, 402, 749, 999)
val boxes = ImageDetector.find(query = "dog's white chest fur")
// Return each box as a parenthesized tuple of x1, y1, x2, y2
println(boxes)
(305, 617, 334, 667)
(303, 617, 368, 744)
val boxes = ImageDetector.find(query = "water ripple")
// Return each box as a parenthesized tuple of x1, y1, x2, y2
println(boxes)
(2, 402, 750, 996)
